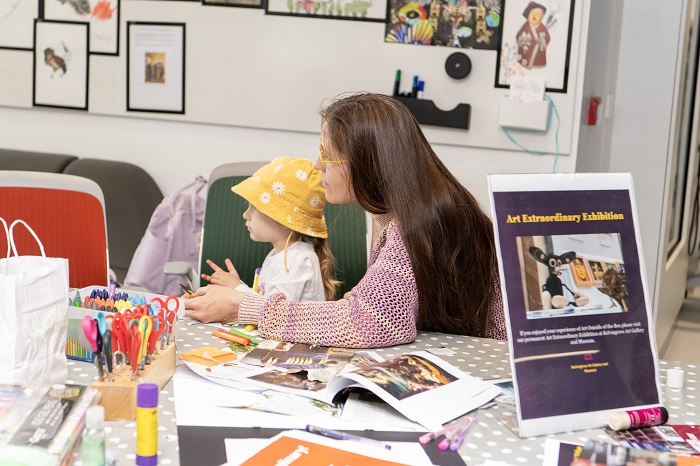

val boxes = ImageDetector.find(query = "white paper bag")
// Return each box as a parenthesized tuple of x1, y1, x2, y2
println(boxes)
(0, 218, 69, 389)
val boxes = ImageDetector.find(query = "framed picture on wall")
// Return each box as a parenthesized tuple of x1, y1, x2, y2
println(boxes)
(585, 258, 605, 285)
(44, 0, 120, 55)
(570, 256, 592, 287)
(33, 20, 89, 110)
(127, 22, 185, 114)
(203, 0, 263, 9)
(265, 0, 386, 22)
(495, 0, 575, 92)
(0, 0, 39, 50)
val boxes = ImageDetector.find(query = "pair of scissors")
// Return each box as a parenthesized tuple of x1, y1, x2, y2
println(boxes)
(129, 328, 142, 382)
(106, 313, 130, 365)
(151, 296, 179, 316)
(139, 315, 153, 367)
(82, 315, 105, 382)
(148, 316, 166, 356)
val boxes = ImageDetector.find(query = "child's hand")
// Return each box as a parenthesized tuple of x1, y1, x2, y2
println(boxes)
(202, 258, 242, 289)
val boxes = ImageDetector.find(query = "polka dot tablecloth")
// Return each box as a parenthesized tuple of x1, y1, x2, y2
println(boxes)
(68, 324, 698, 466)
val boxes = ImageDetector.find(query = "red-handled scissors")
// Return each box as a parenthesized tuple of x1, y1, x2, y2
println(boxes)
(148, 316, 165, 356)
(150, 296, 180, 315)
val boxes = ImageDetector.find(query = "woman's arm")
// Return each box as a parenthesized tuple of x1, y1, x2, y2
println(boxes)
(239, 223, 419, 348)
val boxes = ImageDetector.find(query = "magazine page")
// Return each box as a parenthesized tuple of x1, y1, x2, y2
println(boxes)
(489, 173, 662, 437)
(572, 440, 698, 465)
(326, 351, 501, 430)
(604, 424, 700, 456)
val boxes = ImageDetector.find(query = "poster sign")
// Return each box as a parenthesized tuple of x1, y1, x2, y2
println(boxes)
(489, 173, 662, 437)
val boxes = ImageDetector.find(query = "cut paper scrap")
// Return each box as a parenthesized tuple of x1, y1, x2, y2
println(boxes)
(180, 346, 238, 367)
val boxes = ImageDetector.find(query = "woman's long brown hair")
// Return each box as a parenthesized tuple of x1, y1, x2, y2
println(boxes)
(320, 93, 498, 337)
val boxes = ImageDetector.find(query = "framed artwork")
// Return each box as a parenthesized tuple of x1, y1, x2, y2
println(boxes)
(43, 0, 120, 55)
(384, 0, 503, 49)
(570, 256, 592, 287)
(495, 0, 575, 92)
(127, 22, 185, 114)
(617, 262, 625, 273)
(265, 0, 386, 22)
(0, 0, 39, 50)
(604, 262, 618, 271)
(203, 0, 263, 9)
(33, 20, 89, 110)
(585, 258, 605, 285)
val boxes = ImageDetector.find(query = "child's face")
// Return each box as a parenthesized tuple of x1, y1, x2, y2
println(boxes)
(242, 204, 291, 244)
(527, 8, 544, 26)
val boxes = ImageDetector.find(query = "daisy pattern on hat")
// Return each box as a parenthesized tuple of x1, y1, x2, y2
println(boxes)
(260, 192, 271, 204)
(310, 196, 321, 208)
(273, 164, 283, 173)
(295, 170, 308, 181)
(271, 181, 285, 195)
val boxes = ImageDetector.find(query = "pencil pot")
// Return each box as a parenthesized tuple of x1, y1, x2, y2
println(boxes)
(0, 218, 69, 390)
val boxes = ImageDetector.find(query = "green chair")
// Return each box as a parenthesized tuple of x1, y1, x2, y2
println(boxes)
(324, 201, 368, 298)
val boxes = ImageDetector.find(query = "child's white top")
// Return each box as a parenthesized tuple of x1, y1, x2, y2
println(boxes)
(236, 241, 325, 301)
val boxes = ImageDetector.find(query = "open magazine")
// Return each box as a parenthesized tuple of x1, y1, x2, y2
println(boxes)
(189, 344, 501, 430)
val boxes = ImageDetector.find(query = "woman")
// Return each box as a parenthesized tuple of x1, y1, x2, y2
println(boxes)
(184, 93, 506, 347)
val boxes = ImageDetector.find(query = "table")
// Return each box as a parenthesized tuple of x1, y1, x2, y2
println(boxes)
(69, 322, 698, 465)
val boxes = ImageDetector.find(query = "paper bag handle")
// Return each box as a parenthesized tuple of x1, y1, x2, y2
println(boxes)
(9, 219, 47, 259)
(0, 217, 8, 260)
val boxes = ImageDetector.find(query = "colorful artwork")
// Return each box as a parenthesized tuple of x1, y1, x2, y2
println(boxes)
(266, 0, 387, 22)
(44, 0, 120, 55)
(384, 0, 502, 49)
(495, 0, 575, 92)
(571, 255, 592, 286)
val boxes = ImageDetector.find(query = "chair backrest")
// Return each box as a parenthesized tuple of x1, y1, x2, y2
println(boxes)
(324, 202, 368, 298)
(0, 171, 109, 288)
(198, 162, 270, 288)
(63, 158, 163, 283)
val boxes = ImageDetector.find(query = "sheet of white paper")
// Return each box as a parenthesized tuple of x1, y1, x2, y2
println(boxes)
(508, 77, 546, 103)
(341, 393, 424, 431)
(225, 430, 433, 465)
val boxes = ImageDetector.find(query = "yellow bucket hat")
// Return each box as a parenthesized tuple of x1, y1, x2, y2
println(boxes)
(231, 157, 328, 238)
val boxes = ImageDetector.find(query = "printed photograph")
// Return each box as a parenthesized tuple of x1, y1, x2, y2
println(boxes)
(145, 52, 166, 83)
(352, 354, 457, 400)
(244, 341, 355, 371)
(495, 0, 575, 91)
(517, 233, 629, 318)
(384, 0, 502, 49)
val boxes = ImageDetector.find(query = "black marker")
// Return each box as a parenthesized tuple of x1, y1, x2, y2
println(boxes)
(411, 75, 419, 98)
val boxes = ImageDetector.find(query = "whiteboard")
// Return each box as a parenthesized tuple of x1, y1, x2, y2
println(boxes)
(0, 0, 585, 153)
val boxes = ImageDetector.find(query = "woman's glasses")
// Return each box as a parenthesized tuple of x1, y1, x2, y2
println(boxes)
(318, 143, 346, 164)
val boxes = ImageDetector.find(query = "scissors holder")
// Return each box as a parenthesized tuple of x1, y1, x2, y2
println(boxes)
(91, 342, 177, 421)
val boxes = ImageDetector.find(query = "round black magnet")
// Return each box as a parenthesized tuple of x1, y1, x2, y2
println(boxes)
(445, 52, 472, 79)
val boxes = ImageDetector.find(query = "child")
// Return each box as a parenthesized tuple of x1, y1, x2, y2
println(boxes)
(201, 157, 338, 301)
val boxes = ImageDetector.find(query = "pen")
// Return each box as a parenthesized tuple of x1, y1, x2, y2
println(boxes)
(393, 69, 401, 97)
(411, 75, 419, 98)
(417, 80, 424, 99)
(227, 328, 259, 345)
(179, 282, 195, 295)
(305, 424, 392, 450)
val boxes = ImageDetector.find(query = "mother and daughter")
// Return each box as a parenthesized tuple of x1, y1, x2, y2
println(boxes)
(184, 92, 507, 348)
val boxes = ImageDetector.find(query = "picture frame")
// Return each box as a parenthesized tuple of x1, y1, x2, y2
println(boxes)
(570, 255, 592, 287)
(585, 258, 605, 285)
(495, 0, 575, 92)
(33, 19, 89, 110)
(0, 0, 39, 50)
(604, 261, 618, 272)
(203, 0, 263, 9)
(127, 22, 185, 114)
(384, 0, 502, 49)
(43, 0, 120, 55)
(265, 0, 386, 22)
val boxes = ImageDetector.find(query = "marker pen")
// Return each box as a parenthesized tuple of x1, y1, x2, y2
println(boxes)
(392, 69, 401, 97)
(607, 406, 668, 431)
(411, 75, 419, 98)
(213, 329, 250, 346)
(417, 80, 425, 99)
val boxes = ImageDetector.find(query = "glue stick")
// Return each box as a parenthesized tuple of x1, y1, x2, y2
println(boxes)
(136, 383, 158, 465)
(607, 406, 668, 431)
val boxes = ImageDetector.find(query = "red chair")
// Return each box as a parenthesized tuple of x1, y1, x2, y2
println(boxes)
(0, 171, 109, 289)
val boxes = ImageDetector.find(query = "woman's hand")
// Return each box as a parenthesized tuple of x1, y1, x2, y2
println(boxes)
(201, 258, 242, 289)
(183, 285, 245, 324)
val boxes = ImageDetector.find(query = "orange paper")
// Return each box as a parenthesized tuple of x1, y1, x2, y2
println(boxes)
(180, 346, 237, 367)
(240, 435, 407, 466)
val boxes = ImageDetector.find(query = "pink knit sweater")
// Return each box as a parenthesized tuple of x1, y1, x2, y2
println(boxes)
(238, 214, 507, 347)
